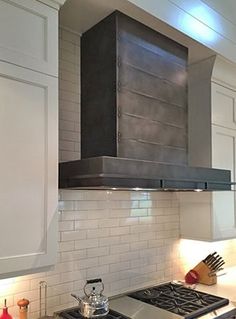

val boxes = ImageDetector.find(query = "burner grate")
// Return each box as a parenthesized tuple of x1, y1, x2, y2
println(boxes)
(57, 308, 129, 319)
(128, 282, 229, 319)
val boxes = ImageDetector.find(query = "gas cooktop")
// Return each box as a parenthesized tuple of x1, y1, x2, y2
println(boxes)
(56, 282, 236, 319)
(128, 282, 229, 319)
(109, 282, 236, 319)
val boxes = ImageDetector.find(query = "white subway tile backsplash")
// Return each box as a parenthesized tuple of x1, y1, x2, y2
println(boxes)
(139, 216, 155, 224)
(108, 200, 136, 209)
(60, 151, 80, 162)
(59, 120, 75, 132)
(87, 247, 109, 258)
(74, 142, 80, 151)
(59, 39, 76, 53)
(49, 282, 74, 297)
(73, 200, 107, 211)
(9, 280, 31, 295)
(61, 29, 80, 45)
(75, 220, 99, 230)
(58, 241, 74, 252)
(60, 79, 80, 94)
(60, 100, 80, 112)
(110, 243, 130, 254)
(59, 110, 80, 123)
(119, 234, 139, 243)
(59, 59, 80, 74)
(130, 241, 148, 251)
(148, 207, 165, 215)
(156, 200, 172, 208)
(110, 279, 131, 293)
(59, 90, 80, 104)
(60, 270, 86, 283)
(99, 236, 120, 247)
(109, 209, 130, 218)
(119, 217, 139, 226)
(74, 239, 99, 250)
(110, 261, 130, 273)
(59, 66, 80, 80)
(60, 49, 79, 65)
(87, 228, 110, 238)
(58, 200, 75, 211)
(129, 208, 148, 217)
(139, 200, 155, 208)
(120, 251, 139, 262)
(59, 140, 75, 151)
(59, 221, 74, 231)
(74, 257, 99, 270)
(98, 254, 120, 265)
(109, 226, 130, 236)
(139, 231, 156, 241)
(86, 265, 110, 278)
(98, 218, 119, 228)
(59, 28, 80, 161)
(30, 274, 60, 290)
(61, 230, 87, 241)
(130, 224, 151, 234)
(59, 250, 87, 262)
(108, 191, 148, 201)
(60, 211, 84, 220)
(56, 262, 74, 274)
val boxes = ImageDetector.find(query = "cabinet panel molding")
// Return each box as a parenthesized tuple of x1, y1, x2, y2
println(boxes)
(212, 83, 236, 130)
(0, 62, 58, 277)
(0, 0, 58, 76)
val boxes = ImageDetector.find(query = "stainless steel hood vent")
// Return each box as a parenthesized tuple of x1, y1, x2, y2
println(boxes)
(59, 11, 232, 191)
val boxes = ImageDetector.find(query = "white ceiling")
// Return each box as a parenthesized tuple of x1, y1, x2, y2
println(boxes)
(202, 0, 236, 25)
(60, 0, 236, 63)
(59, 0, 216, 64)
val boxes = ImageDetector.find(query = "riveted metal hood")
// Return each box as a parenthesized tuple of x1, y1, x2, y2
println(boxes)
(59, 11, 232, 191)
(59, 156, 231, 191)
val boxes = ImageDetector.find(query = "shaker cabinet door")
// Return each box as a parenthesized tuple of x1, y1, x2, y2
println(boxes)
(0, 62, 58, 278)
(211, 125, 236, 239)
(0, 0, 58, 76)
(212, 83, 236, 130)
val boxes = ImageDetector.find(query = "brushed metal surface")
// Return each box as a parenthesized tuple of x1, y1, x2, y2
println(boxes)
(59, 156, 231, 190)
(81, 10, 187, 163)
(60, 10, 232, 191)
(109, 296, 236, 319)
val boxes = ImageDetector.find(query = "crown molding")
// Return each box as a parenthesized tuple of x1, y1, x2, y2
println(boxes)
(37, 0, 66, 10)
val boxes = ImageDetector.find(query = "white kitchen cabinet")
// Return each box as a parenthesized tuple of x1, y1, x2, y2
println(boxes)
(0, 0, 65, 278)
(0, 0, 58, 76)
(0, 61, 58, 277)
(179, 124, 236, 240)
(211, 82, 236, 130)
(179, 56, 236, 241)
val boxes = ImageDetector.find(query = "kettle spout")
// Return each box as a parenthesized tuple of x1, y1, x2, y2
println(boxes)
(71, 293, 82, 303)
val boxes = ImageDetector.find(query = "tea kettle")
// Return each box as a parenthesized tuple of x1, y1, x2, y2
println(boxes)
(71, 278, 109, 318)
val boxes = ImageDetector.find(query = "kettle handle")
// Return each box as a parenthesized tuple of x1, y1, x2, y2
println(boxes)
(86, 278, 102, 284)
(84, 278, 104, 297)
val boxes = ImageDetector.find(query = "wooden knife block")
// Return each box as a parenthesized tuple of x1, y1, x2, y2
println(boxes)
(193, 261, 217, 285)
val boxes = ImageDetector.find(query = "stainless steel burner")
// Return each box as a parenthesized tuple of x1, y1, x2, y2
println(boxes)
(128, 282, 229, 319)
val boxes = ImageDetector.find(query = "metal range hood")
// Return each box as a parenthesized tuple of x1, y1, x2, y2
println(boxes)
(59, 156, 231, 191)
(59, 11, 232, 191)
